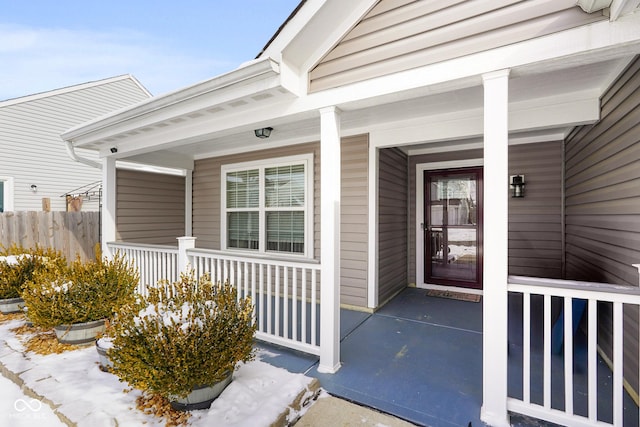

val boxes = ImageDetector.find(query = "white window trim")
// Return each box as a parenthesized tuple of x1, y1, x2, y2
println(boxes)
(0, 177, 14, 212)
(221, 153, 314, 259)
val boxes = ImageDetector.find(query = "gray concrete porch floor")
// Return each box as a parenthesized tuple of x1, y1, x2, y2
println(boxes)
(258, 287, 639, 427)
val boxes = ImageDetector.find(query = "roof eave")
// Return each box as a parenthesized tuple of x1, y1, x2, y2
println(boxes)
(62, 57, 281, 143)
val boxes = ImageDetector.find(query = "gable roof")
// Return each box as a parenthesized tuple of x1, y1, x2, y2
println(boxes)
(60, 0, 640, 168)
(0, 74, 151, 107)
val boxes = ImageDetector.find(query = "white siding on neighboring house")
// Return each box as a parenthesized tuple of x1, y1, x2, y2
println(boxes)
(0, 76, 150, 211)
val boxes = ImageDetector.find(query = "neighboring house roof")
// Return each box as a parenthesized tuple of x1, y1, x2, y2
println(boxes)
(61, 0, 640, 170)
(0, 75, 152, 211)
(0, 74, 151, 106)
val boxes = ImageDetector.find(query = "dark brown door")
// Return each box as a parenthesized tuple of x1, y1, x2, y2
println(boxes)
(424, 168, 483, 289)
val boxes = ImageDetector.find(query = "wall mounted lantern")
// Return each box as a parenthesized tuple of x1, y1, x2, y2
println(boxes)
(254, 127, 273, 139)
(510, 175, 525, 198)
(30, 184, 38, 193)
(110, 147, 118, 153)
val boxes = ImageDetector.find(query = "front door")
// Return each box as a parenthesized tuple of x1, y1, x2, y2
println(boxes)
(424, 168, 483, 289)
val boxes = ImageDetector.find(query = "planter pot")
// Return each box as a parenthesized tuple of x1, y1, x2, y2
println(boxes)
(0, 297, 25, 314)
(54, 319, 106, 345)
(169, 372, 233, 411)
(95, 337, 114, 372)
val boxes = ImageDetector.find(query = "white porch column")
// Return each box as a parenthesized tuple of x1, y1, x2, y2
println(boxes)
(102, 157, 117, 259)
(185, 170, 193, 236)
(177, 236, 196, 274)
(481, 69, 511, 427)
(318, 106, 342, 374)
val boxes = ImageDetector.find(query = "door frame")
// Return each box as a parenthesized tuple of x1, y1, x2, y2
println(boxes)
(415, 159, 483, 294)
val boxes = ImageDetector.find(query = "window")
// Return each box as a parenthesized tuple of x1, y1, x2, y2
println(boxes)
(222, 155, 313, 257)
(0, 178, 13, 213)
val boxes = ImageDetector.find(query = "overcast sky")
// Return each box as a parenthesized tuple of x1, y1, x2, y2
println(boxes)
(0, 1, 300, 101)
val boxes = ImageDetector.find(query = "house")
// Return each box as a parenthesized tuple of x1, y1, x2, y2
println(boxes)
(0, 75, 151, 212)
(61, 1, 640, 425)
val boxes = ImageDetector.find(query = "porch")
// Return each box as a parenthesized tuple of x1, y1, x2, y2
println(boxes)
(108, 241, 640, 426)
(263, 287, 640, 427)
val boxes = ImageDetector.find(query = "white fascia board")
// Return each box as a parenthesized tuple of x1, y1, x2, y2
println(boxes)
(259, 0, 328, 62)
(609, 0, 640, 20)
(281, 0, 378, 73)
(62, 58, 282, 144)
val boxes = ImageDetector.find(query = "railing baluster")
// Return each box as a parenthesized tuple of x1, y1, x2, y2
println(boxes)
(564, 297, 573, 415)
(275, 266, 280, 336)
(302, 268, 307, 344)
(613, 302, 623, 427)
(267, 264, 272, 335)
(588, 299, 597, 423)
(259, 264, 265, 333)
(523, 291, 531, 404)
(544, 293, 551, 410)
(293, 267, 298, 341)
(251, 262, 257, 322)
(311, 269, 317, 346)
(284, 266, 289, 340)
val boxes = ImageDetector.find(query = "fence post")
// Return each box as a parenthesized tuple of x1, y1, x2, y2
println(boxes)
(177, 236, 196, 274)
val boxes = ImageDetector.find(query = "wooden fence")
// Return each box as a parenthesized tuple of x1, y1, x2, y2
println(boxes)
(0, 211, 99, 261)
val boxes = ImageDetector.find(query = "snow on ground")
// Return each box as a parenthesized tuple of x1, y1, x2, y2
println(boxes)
(0, 373, 65, 427)
(0, 317, 316, 426)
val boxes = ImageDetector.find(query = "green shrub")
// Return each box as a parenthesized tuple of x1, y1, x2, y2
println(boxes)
(0, 245, 67, 300)
(109, 272, 256, 400)
(23, 250, 138, 328)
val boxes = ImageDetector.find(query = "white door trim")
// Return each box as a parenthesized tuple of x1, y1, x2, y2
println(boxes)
(415, 159, 483, 294)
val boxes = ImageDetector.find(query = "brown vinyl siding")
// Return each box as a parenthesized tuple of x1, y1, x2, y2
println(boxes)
(310, 0, 605, 92)
(378, 148, 408, 304)
(564, 57, 640, 400)
(116, 170, 185, 245)
(341, 135, 369, 307)
(509, 141, 563, 278)
(408, 149, 483, 284)
(192, 134, 369, 308)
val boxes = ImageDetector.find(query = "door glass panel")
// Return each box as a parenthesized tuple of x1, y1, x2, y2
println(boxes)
(426, 170, 480, 287)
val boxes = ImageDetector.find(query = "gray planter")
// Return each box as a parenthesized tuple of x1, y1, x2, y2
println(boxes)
(95, 337, 114, 371)
(0, 297, 25, 314)
(169, 372, 233, 411)
(54, 319, 106, 345)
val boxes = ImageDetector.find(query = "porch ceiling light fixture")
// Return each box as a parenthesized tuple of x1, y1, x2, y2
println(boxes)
(510, 175, 525, 198)
(254, 127, 273, 139)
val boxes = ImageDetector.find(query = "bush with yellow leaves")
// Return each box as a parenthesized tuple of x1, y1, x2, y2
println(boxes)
(0, 245, 67, 300)
(108, 272, 256, 402)
(22, 249, 138, 328)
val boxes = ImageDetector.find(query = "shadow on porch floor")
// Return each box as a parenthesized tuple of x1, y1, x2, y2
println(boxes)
(259, 287, 485, 426)
(257, 287, 639, 427)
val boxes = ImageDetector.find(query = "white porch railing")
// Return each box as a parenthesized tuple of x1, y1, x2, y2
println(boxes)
(107, 242, 321, 357)
(107, 242, 179, 295)
(188, 248, 321, 356)
(507, 275, 640, 427)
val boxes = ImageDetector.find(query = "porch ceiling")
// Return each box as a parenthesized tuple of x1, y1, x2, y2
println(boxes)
(142, 56, 632, 165)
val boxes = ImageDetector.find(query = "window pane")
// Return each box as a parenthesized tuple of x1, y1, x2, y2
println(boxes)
(265, 164, 304, 208)
(227, 212, 259, 250)
(227, 170, 259, 208)
(266, 211, 304, 253)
